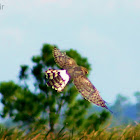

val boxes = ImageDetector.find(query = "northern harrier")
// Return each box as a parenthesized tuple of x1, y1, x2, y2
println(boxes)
(45, 47, 112, 112)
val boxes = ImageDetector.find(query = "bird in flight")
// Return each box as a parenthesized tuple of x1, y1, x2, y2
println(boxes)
(45, 47, 112, 113)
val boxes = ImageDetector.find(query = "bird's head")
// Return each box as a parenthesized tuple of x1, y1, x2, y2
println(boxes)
(81, 66, 88, 75)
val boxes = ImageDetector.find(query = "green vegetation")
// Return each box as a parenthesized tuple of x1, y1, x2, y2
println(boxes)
(0, 123, 140, 139)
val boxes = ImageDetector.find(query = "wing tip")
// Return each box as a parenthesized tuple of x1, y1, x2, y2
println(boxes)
(104, 105, 113, 114)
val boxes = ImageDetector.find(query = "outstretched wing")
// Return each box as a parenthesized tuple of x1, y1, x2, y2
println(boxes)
(73, 76, 110, 110)
(53, 47, 77, 69)
(45, 69, 70, 92)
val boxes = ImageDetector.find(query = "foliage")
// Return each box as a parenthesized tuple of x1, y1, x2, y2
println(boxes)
(134, 91, 140, 121)
(110, 94, 131, 126)
(0, 123, 140, 139)
(0, 43, 110, 132)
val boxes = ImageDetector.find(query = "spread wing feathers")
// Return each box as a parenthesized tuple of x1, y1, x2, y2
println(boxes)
(45, 69, 70, 92)
(53, 47, 77, 69)
(73, 76, 109, 110)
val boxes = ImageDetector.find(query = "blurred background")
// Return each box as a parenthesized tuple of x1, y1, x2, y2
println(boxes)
(0, 0, 140, 137)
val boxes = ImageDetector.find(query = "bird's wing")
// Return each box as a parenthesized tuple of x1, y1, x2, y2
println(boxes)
(73, 76, 109, 110)
(53, 47, 77, 69)
(45, 69, 70, 92)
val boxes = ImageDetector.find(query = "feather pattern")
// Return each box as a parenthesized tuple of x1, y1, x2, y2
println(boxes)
(45, 69, 69, 92)
(45, 47, 112, 113)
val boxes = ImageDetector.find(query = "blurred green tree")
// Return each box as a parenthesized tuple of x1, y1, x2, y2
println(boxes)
(0, 44, 110, 132)
(134, 92, 140, 121)
(110, 94, 131, 125)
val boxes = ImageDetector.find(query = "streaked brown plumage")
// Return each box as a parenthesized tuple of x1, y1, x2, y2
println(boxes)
(45, 47, 112, 112)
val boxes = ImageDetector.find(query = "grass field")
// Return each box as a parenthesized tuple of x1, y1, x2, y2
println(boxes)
(0, 123, 140, 140)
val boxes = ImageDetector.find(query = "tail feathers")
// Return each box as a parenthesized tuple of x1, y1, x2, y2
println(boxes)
(45, 69, 59, 80)
(45, 69, 70, 92)
(46, 77, 65, 92)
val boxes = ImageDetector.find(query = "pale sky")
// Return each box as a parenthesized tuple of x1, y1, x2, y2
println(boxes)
(0, 0, 140, 105)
